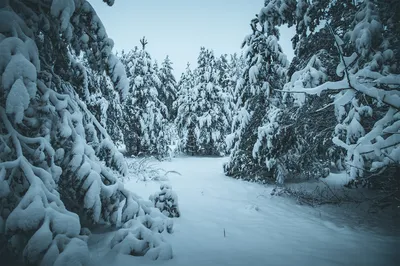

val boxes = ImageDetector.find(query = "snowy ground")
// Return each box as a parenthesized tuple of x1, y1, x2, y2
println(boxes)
(89, 157, 400, 266)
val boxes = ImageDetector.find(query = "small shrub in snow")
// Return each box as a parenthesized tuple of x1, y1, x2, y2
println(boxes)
(128, 157, 167, 181)
(150, 184, 181, 218)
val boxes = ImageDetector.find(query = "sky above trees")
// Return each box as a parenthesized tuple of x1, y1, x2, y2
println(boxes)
(89, 0, 295, 77)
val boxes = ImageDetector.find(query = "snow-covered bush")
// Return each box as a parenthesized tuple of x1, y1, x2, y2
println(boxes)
(0, 1, 173, 264)
(150, 184, 180, 218)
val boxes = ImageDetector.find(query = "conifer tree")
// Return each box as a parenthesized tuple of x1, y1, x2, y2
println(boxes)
(0, 2, 173, 264)
(224, 6, 289, 182)
(229, 0, 400, 194)
(175, 48, 232, 156)
(174, 63, 197, 154)
(287, 0, 400, 189)
(121, 39, 169, 157)
(216, 54, 235, 131)
(158, 56, 178, 120)
(192, 48, 231, 155)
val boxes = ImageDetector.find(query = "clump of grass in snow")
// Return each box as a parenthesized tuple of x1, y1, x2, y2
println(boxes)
(127, 157, 180, 182)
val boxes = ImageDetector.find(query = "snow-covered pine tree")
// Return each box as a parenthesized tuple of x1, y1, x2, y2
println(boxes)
(215, 54, 235, 133)
(262, 0, 354, 181)
(121, 39, 169, 158)
(174, 63, 197, 154)
(289, 0, 400, 190)
(175, 48, 231, 156)
(225, 0, 358, 183)
(0, 1, 173, 264)
(158, 56, 178, 120)
(224, 2, 290, 182)
(225, 53, 246, 152)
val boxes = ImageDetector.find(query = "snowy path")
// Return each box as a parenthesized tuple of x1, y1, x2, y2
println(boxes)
(91, 157, 399, 266)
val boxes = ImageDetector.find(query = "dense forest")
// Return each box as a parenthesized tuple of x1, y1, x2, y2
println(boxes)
(0, 0, 399, 265)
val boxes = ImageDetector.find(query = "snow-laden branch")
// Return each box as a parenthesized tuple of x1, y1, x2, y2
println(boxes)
(277, 76, 400, 111)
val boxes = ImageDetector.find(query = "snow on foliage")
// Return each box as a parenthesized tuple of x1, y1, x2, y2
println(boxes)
(0, 1, 173, 264)
(283, 55, 327, 106)
(158, 56, 178, 120)
(120, 46, 170, 158)
(149, 184, 180, 218)
(175, 48, 231, 156)
(286, 0, 400, 181)
(224, 0, 399, 190)
(224, 2, 289, 181)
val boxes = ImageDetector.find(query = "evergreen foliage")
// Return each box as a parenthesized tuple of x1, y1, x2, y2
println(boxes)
(175, 48, 231, 156)
(225, 0, 400, 198)
(158, 56, 178, 120)
(0, 1, 173, 264)
(224, 7, 289, 182)
(120, 42, 170, 158)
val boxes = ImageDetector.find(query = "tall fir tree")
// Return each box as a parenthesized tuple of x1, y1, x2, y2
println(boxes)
(175, 48, 231, 156)
(158, 56, 178, 120)
(174, 63, 197, 154)
(121, 39, 169, 157)
(291, 0, 400, 190)
(216, 54, 235, 131)
(225, 53, 246, 151)
(224, 5, 290, 182)
(264, 0, 352, 181)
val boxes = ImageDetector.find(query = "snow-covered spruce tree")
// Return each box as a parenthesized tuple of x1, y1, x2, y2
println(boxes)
(263, 0, 356, 181)
(0, 1, 173, 264)
(121, 39, 169, 158)
(286, 0, 400, 191)
(226, 0, 357, 183)
(158, 56, 178, 120)
(225, 52, 246, 153)
(224, 4, 290, 182)
(174, 63, 197, 154)
(215, 54, 235, 131)
(175, 48, 231, 156)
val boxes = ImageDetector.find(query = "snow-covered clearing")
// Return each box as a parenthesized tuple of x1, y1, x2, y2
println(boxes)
(89, 157, 399, 266)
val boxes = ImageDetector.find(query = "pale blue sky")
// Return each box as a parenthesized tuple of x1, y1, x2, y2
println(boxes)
(89, 0, 295, 77)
